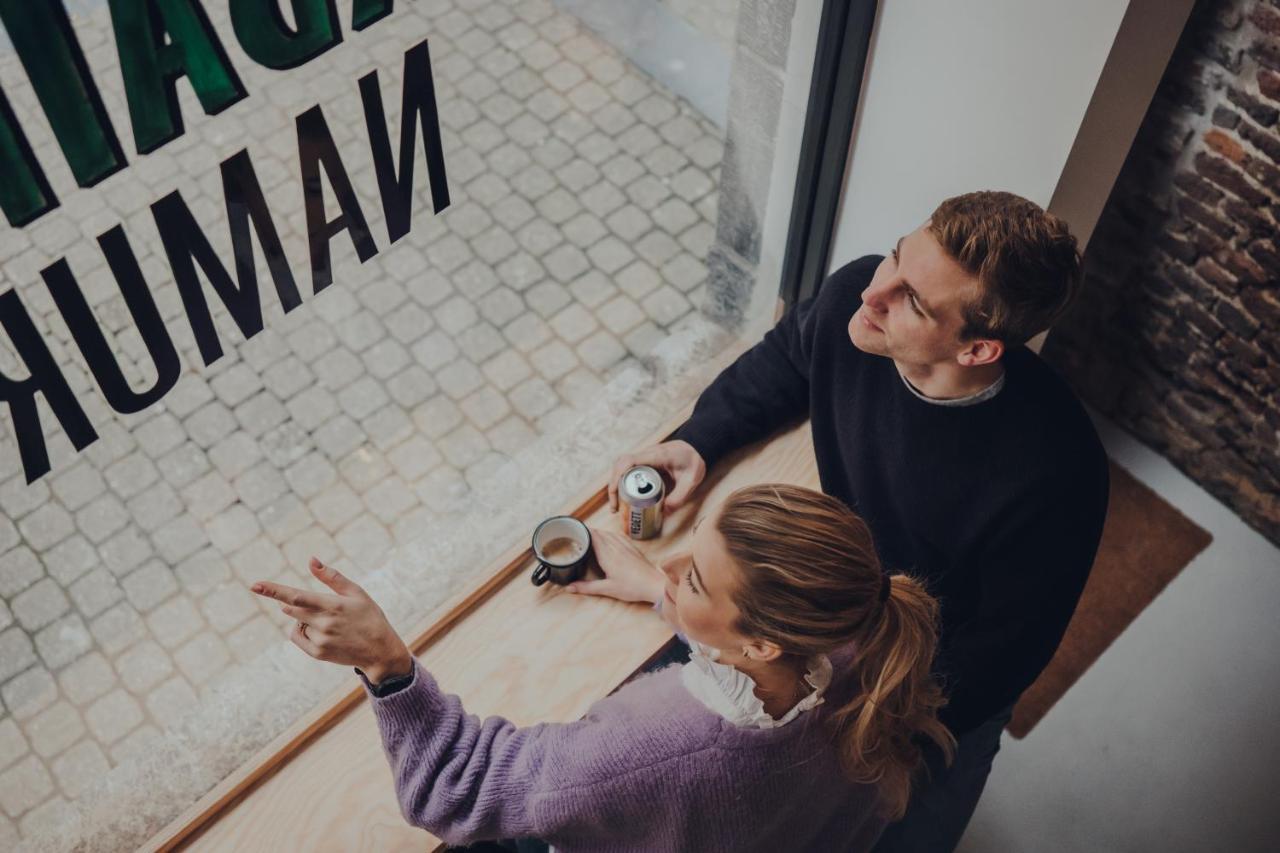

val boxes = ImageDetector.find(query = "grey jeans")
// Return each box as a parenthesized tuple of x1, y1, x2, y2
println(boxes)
(872, 704, 1016, 853)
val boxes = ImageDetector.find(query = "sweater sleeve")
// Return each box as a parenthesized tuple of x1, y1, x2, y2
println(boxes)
(362, 659, 699, 846)
(672, 295, 819, 469)
(937, 458, 1111, 733)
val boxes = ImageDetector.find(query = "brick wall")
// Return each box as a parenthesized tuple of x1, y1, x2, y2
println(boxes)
(1043, 0, 1280, 545)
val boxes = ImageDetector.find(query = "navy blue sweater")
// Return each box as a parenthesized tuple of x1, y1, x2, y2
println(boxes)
(676, 255, 1110, 734)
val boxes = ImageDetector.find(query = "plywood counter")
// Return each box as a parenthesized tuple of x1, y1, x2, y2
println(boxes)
(147, 420, 818, 851)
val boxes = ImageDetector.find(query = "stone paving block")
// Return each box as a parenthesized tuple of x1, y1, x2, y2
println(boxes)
(383, 304, 435, 348)
(413, 466, 470, 513)
(335, 514, 395, 563)
(309, 482, 364, 533)
(51, 739, 110, 800)
(1, 666, 56, 721)
(125, 483, 182, 533)
(0, 548, 44, 599)
(0, 600, 9, 632)
(438, 424, 491, 470)
(48, 464, 106, 513)
(17, 505, 75, 553)
(361, 339, 411, 383)
(286, 321, 339, 363)
(173, 549, 232, 599)
(516, 219, 565, 258)
(616, 260, 664, 301)
(259, 422, 312, 470)
(579, 182, 627, 220)
(361, 405, 415, 452)
(385, 436, 445, 482)
(549, 303, 600, 344)
(156, 443, 212, 491)
(146, 596, 204, 649)
(85, 688, 144, 745)
(529, 340, 579, 382)
(174, 633, 231, 686)
(234, 392, 290, 438)
(24, 700, 83, 759)
(313, 416, 366, 461)
(535, 187, 582, 225)
(152, 514, 209, 565)
(338, 377, 392, 422)
(184, 401, 240, 451)
(508, 377, 560, 420)
(313, 349, 365, 394)
(456, 323, 507, 366)
(436, 359, 486, 401)
(0, 755, 54, 818)
(671, 166, 715, 203)
(336, 311, 387, 354)
(210, 363, 264, 409)
(459, 386, 513, 431)
(0, 477, 49, 521)
(283, 454, 337, 502)
(556, 362, 607, 405)
(34, 614, 93, 670)
(562, 212, 608, 250)
(495, 250, 546, 293)
(411, 330, 462, 373)
(0, 717, 28, 772)
(108, 723, 162, 767)
(181, 472, 237, 523)
(577, 330, 628, 373)
(386, 365, 440, 410)
(287, 385, 339, 433)
(68, 569, 124, 620)
(120, 561, 179, 614)
(57, 652, 116, 708)
(0, 629, 36, 686)
(362, 478, 418, 527)
(227, 616, 282, 665)
(262, 356, 315, 402)
(11, 581, 70, 634)
(527, 281, 573, 319)
(490, 194, 538, 233)
(679, 220, 715, 258)
(597, 295, 647, 336)
(282, 526, 340, 571)
(207, 504, 262, 556)
(87, 603, 146, 657)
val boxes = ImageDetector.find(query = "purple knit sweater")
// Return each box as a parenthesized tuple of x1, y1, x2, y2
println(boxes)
(360, 653, 888, 851)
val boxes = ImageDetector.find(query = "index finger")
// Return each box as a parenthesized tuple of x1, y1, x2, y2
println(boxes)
(250, 581, 330, 611)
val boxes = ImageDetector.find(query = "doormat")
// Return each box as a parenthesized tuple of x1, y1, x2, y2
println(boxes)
(1007, 460, 1212, 738)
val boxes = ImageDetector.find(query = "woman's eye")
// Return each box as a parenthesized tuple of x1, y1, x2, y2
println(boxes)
(909, 296, 923, 316)
(684, 571, 697, 593)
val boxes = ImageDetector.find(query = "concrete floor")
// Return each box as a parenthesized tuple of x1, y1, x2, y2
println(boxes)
(959, 413, 1280, 853)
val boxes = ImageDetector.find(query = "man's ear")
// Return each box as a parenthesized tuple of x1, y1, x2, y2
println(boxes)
(956, 337, 1004, 367)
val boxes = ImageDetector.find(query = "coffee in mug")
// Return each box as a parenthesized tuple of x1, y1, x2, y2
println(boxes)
(531, 516, 593, 586)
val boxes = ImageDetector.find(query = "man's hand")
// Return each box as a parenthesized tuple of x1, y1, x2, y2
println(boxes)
(568, 529, 666, 604)
(251, 557, 413, 685)
(607, 440, 706, 513)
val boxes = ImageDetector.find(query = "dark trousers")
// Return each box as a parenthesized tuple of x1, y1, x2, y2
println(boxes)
(872, 704, 1016, 853)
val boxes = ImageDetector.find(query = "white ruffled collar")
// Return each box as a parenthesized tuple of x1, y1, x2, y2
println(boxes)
(680, 639, 832, 729)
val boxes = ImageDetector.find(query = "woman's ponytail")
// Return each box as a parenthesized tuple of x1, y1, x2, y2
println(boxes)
(716, 485, 955, 820)
(829, 574, 955, 820)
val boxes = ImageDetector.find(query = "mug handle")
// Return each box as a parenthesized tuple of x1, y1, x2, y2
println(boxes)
(531, 563, 550, 586)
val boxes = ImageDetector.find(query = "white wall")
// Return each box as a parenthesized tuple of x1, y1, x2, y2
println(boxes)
(827, 0, 1132, 269)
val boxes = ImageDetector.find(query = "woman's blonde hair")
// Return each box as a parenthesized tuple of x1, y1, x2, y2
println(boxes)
(716, 484, 955, 820)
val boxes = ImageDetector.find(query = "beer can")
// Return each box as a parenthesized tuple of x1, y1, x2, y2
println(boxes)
(620, 465, 664, 540)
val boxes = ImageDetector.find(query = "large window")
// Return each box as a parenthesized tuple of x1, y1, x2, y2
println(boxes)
(0, 1, 814, 847)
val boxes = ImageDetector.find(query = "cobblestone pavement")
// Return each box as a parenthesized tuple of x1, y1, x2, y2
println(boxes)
(0, 0, 727, 844)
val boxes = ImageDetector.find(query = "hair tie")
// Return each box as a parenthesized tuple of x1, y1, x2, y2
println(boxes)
(878, 573, 892, 603)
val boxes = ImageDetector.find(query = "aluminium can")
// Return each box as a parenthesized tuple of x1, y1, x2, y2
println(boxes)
(620, 465, 664, 540)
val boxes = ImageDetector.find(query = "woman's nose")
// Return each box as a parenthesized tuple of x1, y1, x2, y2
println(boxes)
(658, 555, 683, 583)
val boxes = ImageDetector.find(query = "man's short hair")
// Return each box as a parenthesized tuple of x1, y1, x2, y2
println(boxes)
(928, 191, 1083, 345)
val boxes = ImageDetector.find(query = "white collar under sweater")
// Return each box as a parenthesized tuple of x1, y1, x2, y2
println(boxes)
(680, 639, 833, 729)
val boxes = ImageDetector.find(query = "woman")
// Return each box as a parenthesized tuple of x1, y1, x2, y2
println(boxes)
(250, 485, 954, 851)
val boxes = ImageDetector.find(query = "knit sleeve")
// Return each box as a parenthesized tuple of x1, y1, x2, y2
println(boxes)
(363, 660, 700, 847)
(672, 295, 818, 470)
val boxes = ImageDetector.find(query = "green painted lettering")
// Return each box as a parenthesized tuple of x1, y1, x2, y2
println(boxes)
(108, 0, 248, 154)
(230, 0, 342, 70)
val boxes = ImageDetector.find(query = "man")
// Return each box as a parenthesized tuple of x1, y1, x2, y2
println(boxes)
(596, 191, 1110, 851)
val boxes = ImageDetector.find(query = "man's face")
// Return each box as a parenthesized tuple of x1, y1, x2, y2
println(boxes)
(848, 224, 983, 367)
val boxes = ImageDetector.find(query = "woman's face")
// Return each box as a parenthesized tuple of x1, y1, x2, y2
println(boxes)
(657, 502, 753, 654)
